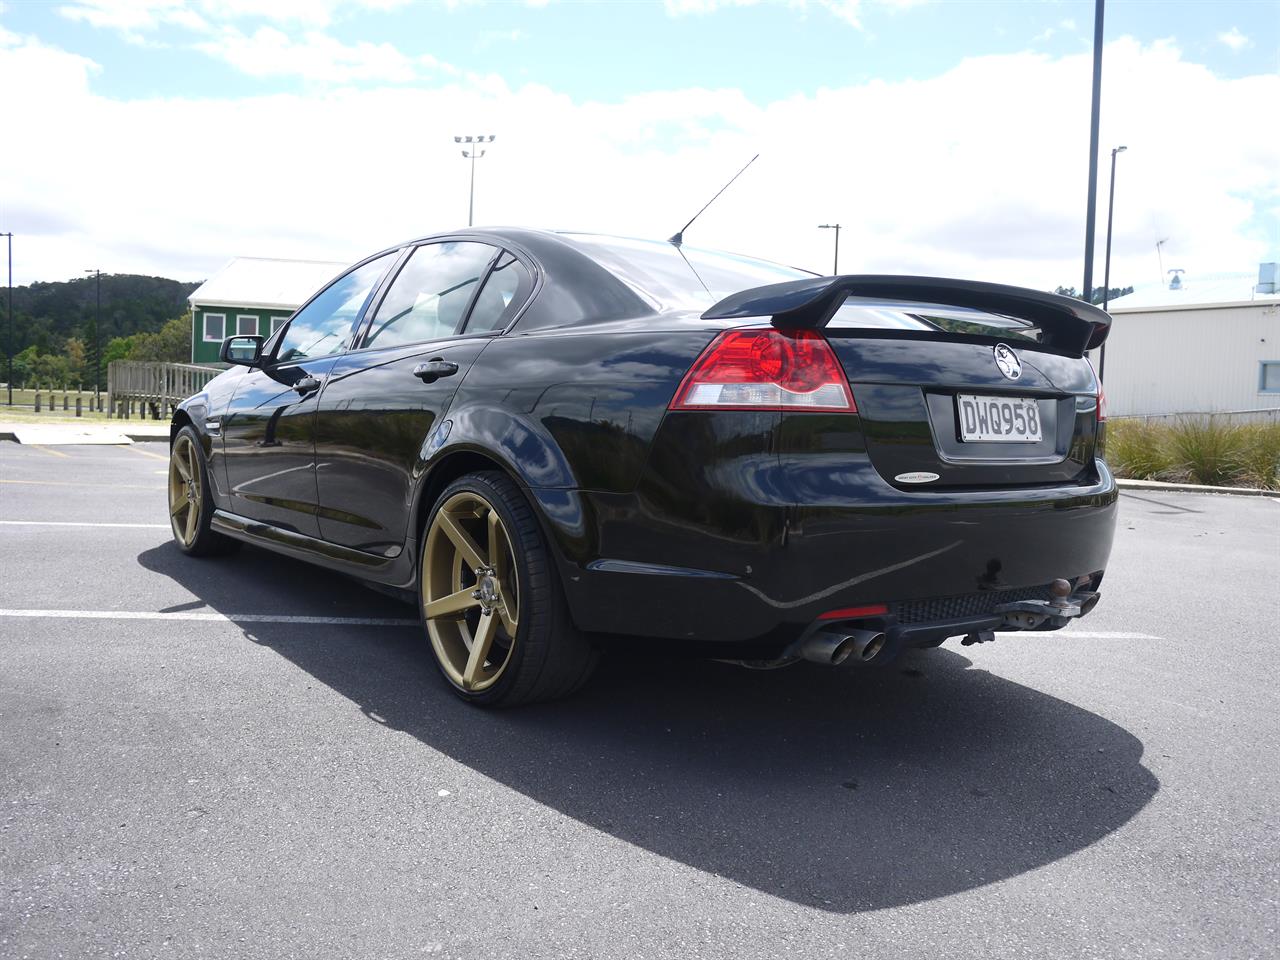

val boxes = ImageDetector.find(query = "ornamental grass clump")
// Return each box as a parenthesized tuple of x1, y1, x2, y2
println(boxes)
(1105, 416, 1280, 490)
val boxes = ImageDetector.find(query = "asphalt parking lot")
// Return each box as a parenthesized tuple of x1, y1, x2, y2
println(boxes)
(1, 440, 1277, 959)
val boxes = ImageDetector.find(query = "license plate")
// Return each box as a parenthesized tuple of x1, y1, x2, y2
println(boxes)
(957, 394, 1042, 443)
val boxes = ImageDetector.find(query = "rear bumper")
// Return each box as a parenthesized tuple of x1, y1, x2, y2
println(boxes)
(536, 458, 1118, 656)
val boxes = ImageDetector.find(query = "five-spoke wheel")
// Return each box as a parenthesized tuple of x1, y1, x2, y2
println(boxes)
(419, 472, 597, 706)
(422, 489, 521, 692)
(168, 431, 203, 548)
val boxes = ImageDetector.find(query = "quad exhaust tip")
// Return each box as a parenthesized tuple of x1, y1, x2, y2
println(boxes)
(800, 629, 886, 666)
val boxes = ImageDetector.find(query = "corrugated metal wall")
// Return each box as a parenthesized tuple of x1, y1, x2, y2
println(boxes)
(1102, 303, 1280, 417)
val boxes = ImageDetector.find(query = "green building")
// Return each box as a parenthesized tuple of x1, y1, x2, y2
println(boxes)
(187, 256, 346, 364)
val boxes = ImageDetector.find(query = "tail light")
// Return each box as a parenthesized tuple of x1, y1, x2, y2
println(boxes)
(670, 328, 855, 412)
(1087, 357, 1106, 421)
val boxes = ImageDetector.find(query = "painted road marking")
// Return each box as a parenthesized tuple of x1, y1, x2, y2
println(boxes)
(123, 445, 170, 461)
(0, 479, 162, 491)
(995, 630, 1162, 640)
(0, 606, 1153, 638)
(28, 445, 71, 459)
(0, 608, 418, 626)
(0, 520, 169, 529)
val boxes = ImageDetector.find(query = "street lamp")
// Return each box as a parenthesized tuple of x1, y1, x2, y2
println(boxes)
(3, 231, 12, 406)
(85, 269, 101, 398)
(818, 223, 841, 275)
(1097, 145, 1126, 382)
(454, 134, 496, 227)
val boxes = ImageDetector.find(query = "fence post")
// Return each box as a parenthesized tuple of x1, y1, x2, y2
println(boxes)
(34, 393, 40, 413)
(75, 397, 82, 417)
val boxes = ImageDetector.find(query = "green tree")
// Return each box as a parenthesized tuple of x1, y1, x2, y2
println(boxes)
(129, 314, 192, 363)
(63, 337, 87, 383)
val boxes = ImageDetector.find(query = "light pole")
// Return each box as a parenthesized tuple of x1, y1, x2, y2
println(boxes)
(3, 232, 11, 406)
(1080, 0, 1105, 305)
(454, 134, 495, 227)
(85, 269, 101, 398)
(1098, 145, 1126, 382)
(1156, 238, 1167, 285)
(818, 224, 841, 275)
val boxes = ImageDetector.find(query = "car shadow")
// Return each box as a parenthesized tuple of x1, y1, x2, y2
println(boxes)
(137, 541, 1159, 914)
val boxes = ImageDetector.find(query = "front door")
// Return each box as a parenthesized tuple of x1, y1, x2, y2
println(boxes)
(220, 252, 397, 537)
(313, 241, 535, 555)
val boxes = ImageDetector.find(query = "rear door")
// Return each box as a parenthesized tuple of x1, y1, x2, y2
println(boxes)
(219, 253, 397, 536)
(818, 302, 1102, 489)
(312, 242, 535, 555)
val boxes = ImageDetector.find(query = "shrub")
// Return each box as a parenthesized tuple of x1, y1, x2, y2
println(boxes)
(1230, 422, 1280, 491)
(1106, 419, 1174, 480)
(1105, 416, 1280, 489)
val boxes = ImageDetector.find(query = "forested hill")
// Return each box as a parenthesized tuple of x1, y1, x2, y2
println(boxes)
(6, 273, 200, 357)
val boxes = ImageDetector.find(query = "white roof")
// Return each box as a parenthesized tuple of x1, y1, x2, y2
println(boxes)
(188, 256, 348, 311)
(1107, 269, 1279, 312)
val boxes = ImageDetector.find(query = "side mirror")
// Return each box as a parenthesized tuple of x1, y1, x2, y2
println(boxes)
(220, 335, 264, 367)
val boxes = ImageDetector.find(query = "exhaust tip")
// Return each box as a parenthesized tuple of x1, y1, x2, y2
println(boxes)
(853, 632, 886, 662)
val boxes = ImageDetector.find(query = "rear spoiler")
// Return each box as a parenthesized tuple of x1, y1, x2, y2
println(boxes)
(701, 275, 1111, 356)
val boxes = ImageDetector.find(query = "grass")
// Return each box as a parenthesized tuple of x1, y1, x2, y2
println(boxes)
(1107, 417, 1280, 490)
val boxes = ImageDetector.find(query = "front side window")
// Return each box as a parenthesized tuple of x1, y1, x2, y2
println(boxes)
(363, 242, 496, 350)
(203, 313, 226, 342)
(464, 253, 533, 334)
(275, 254, 395, 364)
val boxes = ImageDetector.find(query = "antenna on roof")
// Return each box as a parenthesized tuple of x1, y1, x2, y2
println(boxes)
(668, 154, 759, 246)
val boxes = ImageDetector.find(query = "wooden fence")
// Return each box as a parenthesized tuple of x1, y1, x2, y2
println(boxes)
(107, 361, 222, 420)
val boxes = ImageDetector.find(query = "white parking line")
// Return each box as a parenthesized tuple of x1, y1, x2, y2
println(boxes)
(0, 607, 1156, 638)
(0, 608, 418, 626)
(0, 520, 170, 529)
(997, 630, 1163, 640)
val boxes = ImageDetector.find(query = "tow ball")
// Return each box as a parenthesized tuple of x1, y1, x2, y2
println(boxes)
(991, 578, 1101, 633)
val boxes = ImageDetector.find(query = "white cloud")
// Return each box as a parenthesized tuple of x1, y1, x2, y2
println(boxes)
(1217, 27, 1251, 52)
(195, 26, 453, 84)
(56, 0, 412, 38)
(662, 0, 924, 29)
(1, 33, 1276, 299)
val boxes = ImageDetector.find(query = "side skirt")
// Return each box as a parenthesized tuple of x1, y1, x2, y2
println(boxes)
(210, 509, 417, 590)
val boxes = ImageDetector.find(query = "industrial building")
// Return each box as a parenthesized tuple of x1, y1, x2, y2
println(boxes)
(1100, 262, 1279, 417)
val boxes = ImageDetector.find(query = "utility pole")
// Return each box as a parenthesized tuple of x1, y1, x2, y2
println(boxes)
(85, 269, 101, 398)
(1081, 0, 1106, 305)
(1156, 238, 1167, 285)
(454, 134, 496, 227)
(1098, 146, 1127, 382)
(818, 224, 842, 275)
(3, 232, 11, 406)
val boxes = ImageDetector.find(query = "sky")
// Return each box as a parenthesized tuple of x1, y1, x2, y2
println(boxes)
(0, 0, 1276, 294)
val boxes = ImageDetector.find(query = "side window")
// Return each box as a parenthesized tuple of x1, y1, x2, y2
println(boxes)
(464, 253, 534, 334)
(275, 254, 395, 364)
(363, 241, 496, 350)
(203, 313, 226, 342)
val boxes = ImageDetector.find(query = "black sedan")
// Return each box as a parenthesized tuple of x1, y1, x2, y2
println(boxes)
(169, 229, 1117, 705)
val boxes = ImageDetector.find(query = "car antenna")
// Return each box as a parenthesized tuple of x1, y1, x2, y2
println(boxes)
(668, 154, 759, 246)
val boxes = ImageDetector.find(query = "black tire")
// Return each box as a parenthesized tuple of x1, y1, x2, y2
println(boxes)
(419, 470, 597, 706)
(168, 425, 240, 558)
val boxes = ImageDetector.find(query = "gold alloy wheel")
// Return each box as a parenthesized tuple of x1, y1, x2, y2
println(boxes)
(422, 491, 521, 692)
(168, 432, 203, 548)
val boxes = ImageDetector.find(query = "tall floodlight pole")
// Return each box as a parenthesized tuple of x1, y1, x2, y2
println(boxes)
(1098, 145, 1127, 382)
(85, 269, 101, 398)
(454, 134, 496, 227)
(3, 232, 12, 406)
(818, 224, 842, 275)
(1080, 0, 1106, 305)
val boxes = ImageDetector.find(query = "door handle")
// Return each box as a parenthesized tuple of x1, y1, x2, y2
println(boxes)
(292, 376, 321, 395)
(413, 359, 459, 383)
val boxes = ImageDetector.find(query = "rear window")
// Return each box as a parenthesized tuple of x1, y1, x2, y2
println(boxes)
(565, 235, 1044, 339)
(563, 234, 810, 310)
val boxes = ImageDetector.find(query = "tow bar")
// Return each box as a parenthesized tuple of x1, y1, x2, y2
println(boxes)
(963, 579, 1101, 645)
